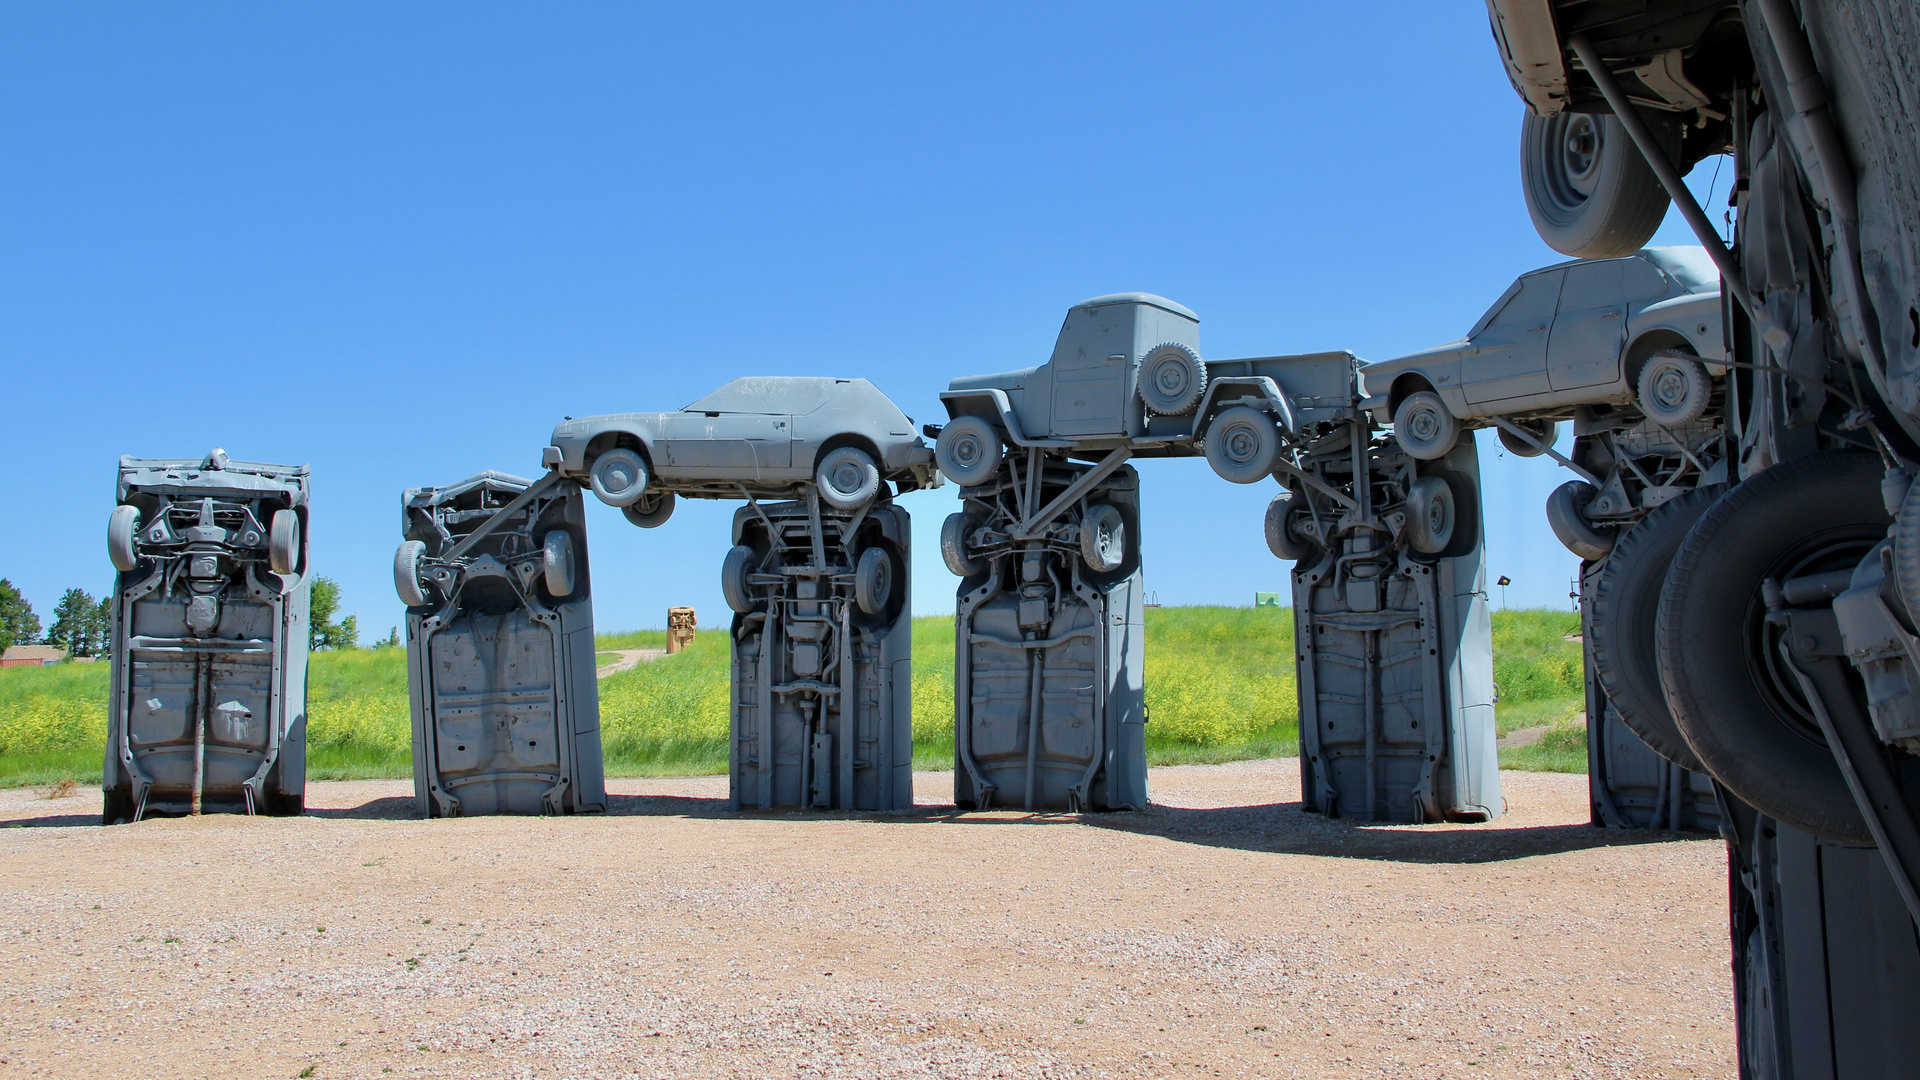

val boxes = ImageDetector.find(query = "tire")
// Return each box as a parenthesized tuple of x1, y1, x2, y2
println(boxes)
(393, 540, 431, 607)
(1521, 109, 1671, 258)
(1138, 343, 1206, 415)
(1657, 452, 1890, 842)
(1393, 391, 1459, 460)
(855, 547, 893, 615)
(941, 513, 983, 577)
(816, 446, 881, 510)
(542, 531, 575, 599)
(588, 448, 650, 508)
(1546, 481, 1615, 561)
(268, 509, 300, 575)
(1080, 504, 1126, 573)
(622, 491, 676, 528)
(1497, 419, 1559, 457)
(1589, 486, 1723, 772)
(1204, 406, 1280, 483)
(1637, 351, 1712, 427)
(934, 416, 1002, 487)
(1402, 476, 1455, 555)
(1264, 489, 1311, 561)
(108, 505, 140, 572)
(721, 545, 757, 614)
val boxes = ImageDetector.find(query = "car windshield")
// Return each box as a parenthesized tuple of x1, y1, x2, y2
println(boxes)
(683, 378, 834, 415)
(1643, 247, 1720, 292)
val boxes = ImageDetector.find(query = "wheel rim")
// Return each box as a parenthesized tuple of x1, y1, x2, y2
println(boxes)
(596, 458, 640, 496)
(1426, 495, 1450, 537)
(828, 460, 865, 495)
(1648, 362, 1692, 411)
(1221, 422, 1260, 466)
(1404, 404, 1443, 445)
(948, 432, 984, 469)
(1153, 361, 1191, 401)
(1540, 112, 1601, 213)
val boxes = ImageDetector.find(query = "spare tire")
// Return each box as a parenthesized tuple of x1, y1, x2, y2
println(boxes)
(1657, 452, 1889, 843)
(1546, 480, 1615, 561)
(1589, 486, 1723, 772)
(934, 416, 1002, 488)
(1521, 109, 1671, 259)
(393, 540, 431, 608)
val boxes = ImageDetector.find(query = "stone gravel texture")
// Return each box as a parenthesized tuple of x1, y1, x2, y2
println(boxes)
(0, 760, 1733, 1079)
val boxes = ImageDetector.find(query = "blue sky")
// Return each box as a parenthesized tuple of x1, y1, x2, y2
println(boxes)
(0, 3, 1730, 635)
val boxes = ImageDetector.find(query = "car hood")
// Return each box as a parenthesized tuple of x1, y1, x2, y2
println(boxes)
(947, 366, 1038, 393)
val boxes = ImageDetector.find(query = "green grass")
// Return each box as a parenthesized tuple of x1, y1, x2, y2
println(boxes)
(0, 607, 1591, 786)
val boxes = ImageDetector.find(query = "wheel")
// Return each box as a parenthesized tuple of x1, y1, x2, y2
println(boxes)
(622, 491, 676, 528)
(941, 513, 983, 577)
(721, 545, 757, 614)
(1392, 391, 1459, 460)
(855, 547, 893, 615)
(393, 540, 431, 607)
(1080, 504, 1126, 573)
(816, 446, 881, 510)
(1588, 486, 1723, 772)
(1497, 419, 1559, 457)
(588, 448, 650, 507)
(1264, 489, 1312, 561)
(1402, 476, 1455, 554)
(268, 509, 300, 575)
(542, 531, 575, 599)
(1657, 451, 1890, 842)
(1637, 351, 1712, 427)
(108, 505, 140, 572)
(934, 416, 1002, 487)
(1204, 406, 1280, 483)
(102, 784, 134, 825)
(1520, 109, 1671, 258)
(1546, 480, 1615, 561)
(1138, 343, 1206, 415)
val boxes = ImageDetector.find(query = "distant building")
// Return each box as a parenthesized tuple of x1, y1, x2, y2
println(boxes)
(0, 645, 68, 668)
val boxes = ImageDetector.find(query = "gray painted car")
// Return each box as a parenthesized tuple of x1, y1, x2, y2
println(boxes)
(544, 376, 940, 521)
(1358, 247, 1722, 459)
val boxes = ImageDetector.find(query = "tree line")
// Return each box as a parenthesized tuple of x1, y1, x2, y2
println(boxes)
(0, 576, 369, 656)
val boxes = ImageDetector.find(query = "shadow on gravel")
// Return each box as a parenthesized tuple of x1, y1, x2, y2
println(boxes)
(1076, 801, 1715, 864)
(305, 796, 422, 820)
(1, 810, 99, 828)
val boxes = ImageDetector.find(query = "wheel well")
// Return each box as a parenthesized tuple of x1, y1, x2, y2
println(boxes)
(815, 433, 883, 473)
(584, 431, 651, 471)
(1623, 330, 1693, 388)
(1388, 373, 1437, 415)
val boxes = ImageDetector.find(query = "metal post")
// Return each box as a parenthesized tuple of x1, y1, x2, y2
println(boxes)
(191, 656, 207, 816)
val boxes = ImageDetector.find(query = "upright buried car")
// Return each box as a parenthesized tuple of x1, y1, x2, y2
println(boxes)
(544, 376, 941, 523)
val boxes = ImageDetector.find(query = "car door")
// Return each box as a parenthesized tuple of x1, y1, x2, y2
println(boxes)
(1461, 269, 1562, 406)
(656, 411, 792, 480)
(1049, 349, 1128, 437)
(1546, 259, 1659, 392)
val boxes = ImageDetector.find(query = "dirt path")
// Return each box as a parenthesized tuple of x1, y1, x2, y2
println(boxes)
(0, 761, 1733, 1079)
(596, 647, 666, 679)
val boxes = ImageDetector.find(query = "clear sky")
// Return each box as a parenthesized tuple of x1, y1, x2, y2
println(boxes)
(0, 2, 1731, 635)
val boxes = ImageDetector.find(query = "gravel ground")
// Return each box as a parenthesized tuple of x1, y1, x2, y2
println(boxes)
(0, 760, 1733, 1079)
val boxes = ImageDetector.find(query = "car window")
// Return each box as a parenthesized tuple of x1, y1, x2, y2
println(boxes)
(1488, 270, 1563, 327)
(1560, 260, 1624, 309)
(1621, 257, 1672, 302)
(684, 378, 832, 414)
(1643, 246, 1720, 292)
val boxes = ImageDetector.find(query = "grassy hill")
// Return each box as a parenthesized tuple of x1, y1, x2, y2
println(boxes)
(0, 607, 1586, 787)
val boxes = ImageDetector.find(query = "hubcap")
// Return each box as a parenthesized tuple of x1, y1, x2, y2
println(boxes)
(830, 462, 863, 493)
(1224, 425, 1257, 463)
(599, 461, 637, 493)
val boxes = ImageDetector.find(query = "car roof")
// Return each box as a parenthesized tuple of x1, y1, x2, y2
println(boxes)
(1070, 292, 1199, 321)
(683, 376, 862, 415)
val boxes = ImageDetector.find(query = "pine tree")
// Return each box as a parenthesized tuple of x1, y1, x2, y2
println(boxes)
(0, 580, 41, 647)
(44, 589, 98, 656)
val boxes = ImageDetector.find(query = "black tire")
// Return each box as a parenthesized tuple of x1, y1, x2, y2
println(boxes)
(542, 531, 575, 599)
(1589, 487, 1723, 772)
(935, 416, 1002, 488)
(1393, 391, 1459, 461)
(1497, 419, 1558, 457)
(1402, 476, 1455, 555)
(1264, 490, 1311, 561)
(855, 547, 892, 615)
(1204, 405, 1280, 483)
(622, 491, 676, 528)
(1138, 343, 1205, 415)
(1546, 480, 1615, 561)
(268, 509, 300, 575)
(1521, 109, 1671, 259)
(108, 505, 141, 572)
(816, 446, 880, 510)
(1081, 504, 1126, 573)
(393, 540, 431, 607)
(1657, 452, 1889, 842)
(721, 545, 757, 614)
(941, 513, 982, 577)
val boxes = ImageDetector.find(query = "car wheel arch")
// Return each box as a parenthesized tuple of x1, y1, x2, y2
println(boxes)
(584, 431, 653, 474)
(1387, 372, 1438, 417)
(815, 433, 886, 475)
(1622, 329, 1696, 388)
